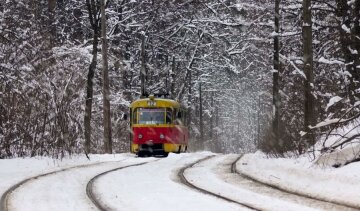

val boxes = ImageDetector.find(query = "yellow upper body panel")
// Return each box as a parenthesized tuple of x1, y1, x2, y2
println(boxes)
(130, 97, 180, 109)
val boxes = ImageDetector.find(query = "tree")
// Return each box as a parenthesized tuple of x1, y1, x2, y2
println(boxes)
(84, 0, 101, 155)
(302, 0, 316, 147)
(101, 0, 112, 154)
(272, 0, 281, 143)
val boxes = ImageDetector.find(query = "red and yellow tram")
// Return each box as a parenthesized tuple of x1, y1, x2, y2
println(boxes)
(129, 95, 189, 157)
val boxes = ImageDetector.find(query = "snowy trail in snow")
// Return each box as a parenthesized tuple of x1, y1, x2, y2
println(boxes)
(184, 154, 315, 211)
(185, 154, 357, 211)
(229, 155, 357, 211)
(178, 155, 258, 210)
(4, 157, 156, 211)
(2, 152, 357, 211)
(1, 161, 114, 211)
(237, 153, 360, 210)
(86, 160, 158, 211)
(93, 152, 246, 211)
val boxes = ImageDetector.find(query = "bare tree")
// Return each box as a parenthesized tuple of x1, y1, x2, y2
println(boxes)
(302, 0, 316, 147)
(84, 0, 100, 155)
(272, 0, 281, 142)
(101, 0, 112, 154)
(199, 82, 204, 147)
(140, 35, 146, 96)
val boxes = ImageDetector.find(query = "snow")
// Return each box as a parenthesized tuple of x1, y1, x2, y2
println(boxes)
(185, 154, 318, 211)
(310, 118, 349, 129)
(237, 152, 360, 209)
(93, 152, 243, 211)
(341, 24, 351, 33)
(1, 152, 360, 210)
(325, 96, 343, 111)
(318, 57, 344, 65)
(316, 144, 360, 167)
(8, 156, 157, 211)
(0, 154, 132, 200)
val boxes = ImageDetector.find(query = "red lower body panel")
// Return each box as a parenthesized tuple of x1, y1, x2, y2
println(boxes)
(132, 126, 188, 145)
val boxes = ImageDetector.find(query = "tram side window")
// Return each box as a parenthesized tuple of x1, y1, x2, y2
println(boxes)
(182, 110, 187, 126)
(175, 109, 183, 125)
(166, 108, 173, 124)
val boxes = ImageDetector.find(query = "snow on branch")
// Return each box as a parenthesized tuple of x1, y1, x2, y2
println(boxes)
(310, 118, 350, 129)
(317, 57, 344, 65)
(193, 19, 247, 27)
(280, 54, 307, 79)
(325, 96, 343, 112)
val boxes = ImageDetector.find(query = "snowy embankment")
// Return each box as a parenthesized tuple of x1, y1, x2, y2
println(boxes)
(237, 152, 360, 208)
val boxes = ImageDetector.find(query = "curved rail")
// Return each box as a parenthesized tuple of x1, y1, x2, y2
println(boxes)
(86, 161, 156, 211)
(231, 155, 360, 210)
(178, 155, 259, 211)
(0, 160, 123, 211)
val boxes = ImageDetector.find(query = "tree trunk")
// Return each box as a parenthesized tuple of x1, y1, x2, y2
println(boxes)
(140, 35, 146, 96)
(48, 0, 56, 11)
(199, 82, 203, 147)
(101, 0, 112, 154)
(303, 0, 315, 146)
(84, 36, 98, 155)
(170, 56, 176, 98)
(187, 67, 192, 134)
(215, 100, 219, 141)
(353, 1, 360, 98)
(84, 0, 100, 155)
(336, 0, 360, 104)
(272, 0, 281, 142)
(209, 92, 214, 139)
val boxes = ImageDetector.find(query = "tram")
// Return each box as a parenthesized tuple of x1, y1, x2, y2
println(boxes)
(129, 95, 189, 157)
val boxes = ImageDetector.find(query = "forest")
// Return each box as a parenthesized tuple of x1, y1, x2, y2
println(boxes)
(0, 0, 359, 159)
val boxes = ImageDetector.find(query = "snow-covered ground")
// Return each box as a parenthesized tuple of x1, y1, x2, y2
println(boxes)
(237, 152, 360, 209)
(93, 152, 244, 211)
(1, 152, 359, 211)
(186, 154, 341, 211)
(0, 153, 134, 200)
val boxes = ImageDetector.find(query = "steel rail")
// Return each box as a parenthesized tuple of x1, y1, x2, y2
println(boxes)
(86, 160, 157, 211)
(0, 160, 125, 211)
(178, 155, 259, 211)
(231, 155, 360, 210)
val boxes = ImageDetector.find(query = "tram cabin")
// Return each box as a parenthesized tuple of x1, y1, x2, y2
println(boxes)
(129, 95, 189, 157)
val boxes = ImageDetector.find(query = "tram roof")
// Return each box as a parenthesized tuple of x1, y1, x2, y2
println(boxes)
(130, 97, 181, 108)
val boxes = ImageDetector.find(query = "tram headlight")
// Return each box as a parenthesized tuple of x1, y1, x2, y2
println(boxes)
(138, 134, 143, 139)
(160, 134, 165, 139)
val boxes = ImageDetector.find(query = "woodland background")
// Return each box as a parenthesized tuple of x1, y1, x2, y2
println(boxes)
(0, 0, 359, 159)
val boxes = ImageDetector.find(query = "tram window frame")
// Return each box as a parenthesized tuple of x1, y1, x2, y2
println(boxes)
(134, 108, 170, 125)
(182, 109, 187, 126)
(166, 108, 173, 124)
(175, 109, 183, 125)
(173, 109, 178, 125)
(132, 108, 137, 124)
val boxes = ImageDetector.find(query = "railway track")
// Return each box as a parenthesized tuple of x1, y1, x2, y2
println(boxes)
(0, 158, 158, 211)
(2, 154, 358, 211)
(86, 160, 156, 211)
(0, 160, 124, 211)
(178, 155, 259, 211)
(231, 155, 360, 211)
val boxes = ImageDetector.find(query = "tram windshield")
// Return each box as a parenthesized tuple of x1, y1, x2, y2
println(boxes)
(137, 108, 165, 124)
